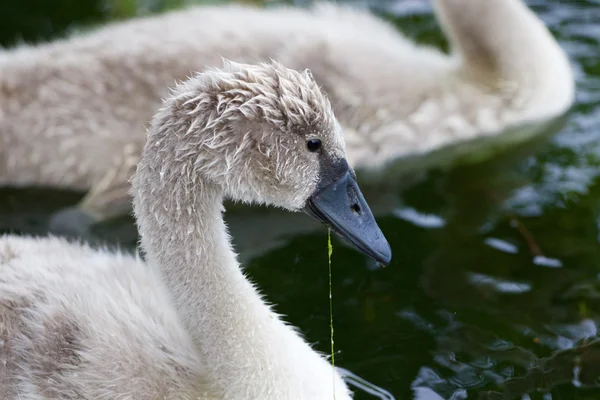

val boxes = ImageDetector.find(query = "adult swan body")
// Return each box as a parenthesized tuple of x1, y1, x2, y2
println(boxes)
(0, 0, 574, 232)
(0, 61, 391, 399)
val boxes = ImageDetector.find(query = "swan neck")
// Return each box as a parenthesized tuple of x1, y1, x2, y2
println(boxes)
(137, 180, 237, 342)
(136, 180, 249, 389)
(133, 171, 344, 397)
(434, 0, 566, 83)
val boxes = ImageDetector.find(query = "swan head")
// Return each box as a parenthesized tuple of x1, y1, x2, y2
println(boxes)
(143, 60, 391, 265)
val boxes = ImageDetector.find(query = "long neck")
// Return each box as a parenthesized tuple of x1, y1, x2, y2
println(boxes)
(133, 166, 350, 398)
(434, 0, 572, 89)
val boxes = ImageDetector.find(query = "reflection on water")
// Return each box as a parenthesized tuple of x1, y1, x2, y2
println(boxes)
(1, 0, 600, 398)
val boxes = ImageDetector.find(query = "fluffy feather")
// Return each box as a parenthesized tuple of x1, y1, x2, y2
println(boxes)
(1, 60, 357, 399)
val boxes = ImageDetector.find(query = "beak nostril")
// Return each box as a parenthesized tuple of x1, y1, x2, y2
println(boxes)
(347, 187, 361, 215)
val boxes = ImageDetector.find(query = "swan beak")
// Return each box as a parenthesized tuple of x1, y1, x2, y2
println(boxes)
(302, 167, 392, 266)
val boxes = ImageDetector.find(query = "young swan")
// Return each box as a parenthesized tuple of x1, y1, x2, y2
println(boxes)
(0, 61, 391, 399)
(0, 0, 574, 233)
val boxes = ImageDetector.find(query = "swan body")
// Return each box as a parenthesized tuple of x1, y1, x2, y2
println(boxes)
(0, 0, 574, 225)
(0, 60, 392, 399)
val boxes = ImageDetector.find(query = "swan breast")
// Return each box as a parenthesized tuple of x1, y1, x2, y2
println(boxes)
(0, 235, 211, 399)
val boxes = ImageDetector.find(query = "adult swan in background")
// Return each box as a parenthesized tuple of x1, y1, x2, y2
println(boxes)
(0, 0, 574, 231)
(0, 61, 391, 398)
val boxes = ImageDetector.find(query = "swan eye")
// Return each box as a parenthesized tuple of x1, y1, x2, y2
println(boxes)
(306, 139, 322, 152)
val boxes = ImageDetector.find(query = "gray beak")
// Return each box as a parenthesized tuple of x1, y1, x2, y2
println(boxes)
(302, 161, 392, 266)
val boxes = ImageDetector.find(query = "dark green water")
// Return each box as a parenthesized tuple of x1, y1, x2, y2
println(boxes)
(2, 1, 600, 399)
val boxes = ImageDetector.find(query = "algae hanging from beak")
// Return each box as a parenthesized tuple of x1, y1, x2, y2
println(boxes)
(328, 229, 336, 398)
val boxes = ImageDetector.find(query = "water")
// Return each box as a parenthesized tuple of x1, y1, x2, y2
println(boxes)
(2, 0, 600, 399)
